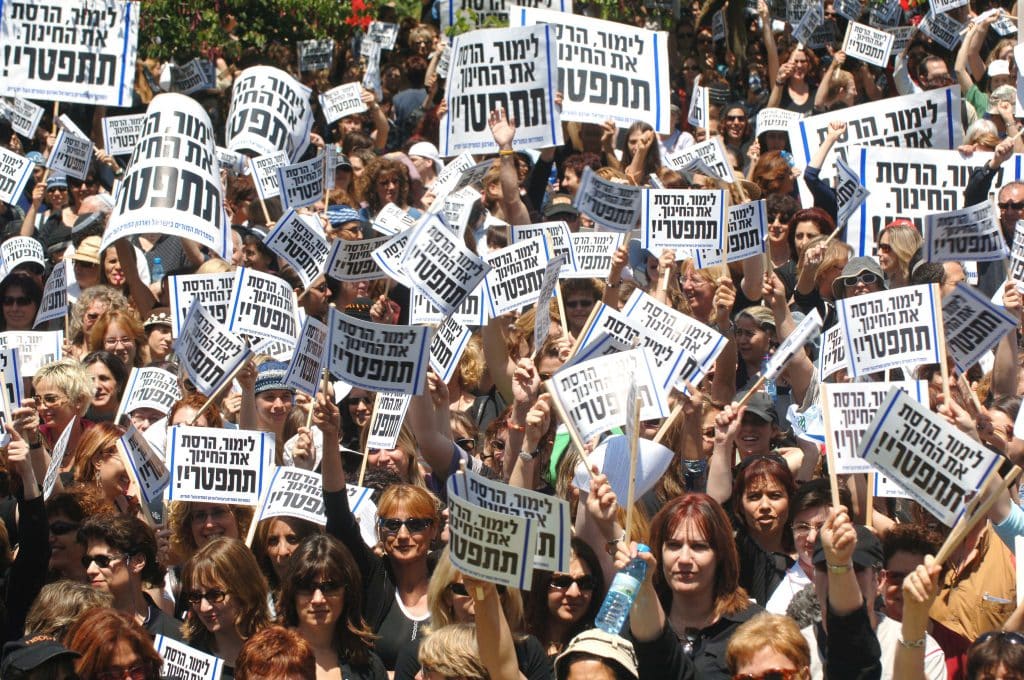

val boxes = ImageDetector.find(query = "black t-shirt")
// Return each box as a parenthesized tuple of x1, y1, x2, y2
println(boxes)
(393, 632, 551, 680)
(373, 591, 429, 671)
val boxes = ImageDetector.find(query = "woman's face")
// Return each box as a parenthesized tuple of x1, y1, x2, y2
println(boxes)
(546, 557, 595, 624)
(877, 234, 896, 274)
(564, 294, 596, 333)
(45, 184, 68, 209)
(129, 407, 164, 432)
(662, 518, 717, 597)
(742, 477, 789, 538)
(561, 167, 580, 196)
(147, 324, 172, 360)
(367, 446, 411, 480)
(734, 647, 803, 679)
(379, 502, 436, 564)
(88, 361, 119, 411)
(256, 389, 293, 430)
(627, 129, 646, 158)
(818, 257, 847, 299)
(734, 316, 771, 364)
(793, 221, 822, 257)
(349, 155, 365, 177)
(171, 406, 209, 428)
(102, 640, 150, 680)
(266, 518, 302, 580)
(767, 213, 789, 247)
(724, 107, 747, 142)
(102, 320, 137, 366)
(103, 248, 125, 287)
(296, 573, 345, 631)
(347, 390, 374, 428)
(34, 378, 78, 429)
(680, 268, 715, 320)
(736, 413, 773, 457)
(791, 50, 809, 79)
(48, 512, 84, 576)
(449, 574, 476, 623)
(2, 285, 37, 330)
(73, 258, 101, 289)
(94, 450, 131, 500)
(792, 505, 828, 570)
(189, 503, 240, 548)
(375, 172, 401, 206)
(82, 301, 109, 335)
(192, 578, 242, 636)
(763, 131, 788, 151)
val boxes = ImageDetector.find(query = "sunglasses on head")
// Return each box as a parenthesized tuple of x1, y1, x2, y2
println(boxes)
(732, 670, 804, 680)
(975, 630, 1024, 646)
(96, 663, 153, 680)
(736, 452, 787, 471)
(184, 588, 228, 606)
(549, 574, 597, 591)
(840, 271, 880, 288)
(378, 517, 434, 534)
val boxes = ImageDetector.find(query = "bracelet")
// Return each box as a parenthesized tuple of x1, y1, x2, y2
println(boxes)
(499, 149, 515, 157)
(605, 280, 620, 288)
(28, 438, 43, 449)
(897, 635, 926, 649)
(518, 448, 537, 462)
(506, 419, 525, 432)
(826, 562, 852, 574)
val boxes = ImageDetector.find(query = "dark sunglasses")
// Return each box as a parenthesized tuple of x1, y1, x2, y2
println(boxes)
(49, 520, 80, 536)
(97, 663, 153, 680)
(725, 115, 747, 122)
(549, 574, 597, 591)
(378, 517, 434, 534)
(71, 177, 98, 187)
(975, 630, 1024, 646)
(488, 438, 506, 451)
(840, 272, 880, 288)
(448, 582, 506, 597)
(2, 296, 32, 306)
(297, 579, 343, 597)
(184, 588, 228, 605)
(999, 200, 1024, 210)
(455, 437, 476, 451)
(347, 395, 373, 406)
(733, 671, 803, 680)
(877, 243, 893, 254)
(565, 299, 594, 310)
(736, 453, 788, 472)
(81, 553, 126, 569)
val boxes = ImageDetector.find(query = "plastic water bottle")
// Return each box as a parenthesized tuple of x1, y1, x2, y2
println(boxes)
(151, 257, 164, 282)
(761, 355, 777, 402)
(594, 544, 650, 635)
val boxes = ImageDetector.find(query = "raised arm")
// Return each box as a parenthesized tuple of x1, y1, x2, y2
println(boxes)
(489, 107, 531, 226)
(112, 238, 158, 320)
(707, 276, 738, 407)
(954, 23, 980, 95)
(992, 281, 1021, 399)
(363, 88, 390, 152)
(707, 403, 742, 505)
(807, 121, 846, 172)
(481, 314, 517, 404)
(758, 0, 778, 93)
(603, 245, 629, 309)
(814, 52, 846, 110)
(764, 272, 813, 404)
(893, 556, 941, 680)
(313, 390, 344, 492)
(19, 184, 44, 237)
(406, 371, 460, 485)
(464, 576, 519, 680)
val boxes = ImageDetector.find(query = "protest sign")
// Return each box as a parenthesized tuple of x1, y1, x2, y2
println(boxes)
(622, 289, 728, 385)
(842, 22, 895, 67)
(253, 467, 326, 527)
(687, 75, 708, 129)
(441, 0, 570, 31)
(371, 229, 414, 288)
(4, 96, 43, 138)
(367, 392, 412, 451)
(327, 308, 430, 395)
(446, 479, 536, 590)
(755, 108, 800, 138)
(283, 316, 328, 397)
(919, 10, 963, 51)
(120, 426, 170, 505)
(171, 57, 215, 95)
(430, 316, 473, 383)
(226, 66, 313, 162)
(565, 232, 624, 279)
(155, 635, 223, 680)
(924, 202, 1006, 263)
(837, 285, 942, 377)
(531, 254, 565, 351)
(430, 152, 477, 202)
(168, 426, 272, 505)
(103, 94, 230, 260)
(276, 155, 325, 211)
(665, 137, 736, 184)
(372, 203, 418, 237)
(319, 81, 367, 124)
(409, 285, 489, 327)
(361, 39, 382, 98)
(834, 0, 864, 21)
(942, 283, 1018, 373)
(511, 222, 576, 273)
(819, 324, 850, 381)
(117, 367, 181, 420)
(34, 260, 67, 327)
(573, 166, 642, 232)
(0, 348, 20, 413)
(760, 310, 822, 384)
(101, 113, 145, 157)
(641, 189, 726, 253)
(0, 236, 44, 279)
(0, 0, 138, 106)
(365, 21, 399, 50)
(298, 38, 334, 72)
(0, 331, 62, 376)
(792, 2, 824, 46)
(265, 210, 330, 289)
(822, 381, 928, 473)
(400, 213, 490, 317)
(789, 87, 962, 184)
(572, 434, 675, 504)
(438, 185, 479, 233)
(511, 6, 671, 133)
(42, 416, 75, 500)
(326, 236, 387, 281)
(858, 387, 1002, 526)
(884, 25, 917, 53)
(0, 148, 33, 205)
(228, 268, 299, 344)
(454, 466, 571, 573)
(46, 127, 91, 180)
(441, 24, 561, 155)
(869, 0, 902, 27)
(845, 146, 1014, 257)
(251, 150, 288, 201)
(835, 156, 870, 226)
(172, 300, 252, 396)
(546, 348, 669, 444)
(168, 272, 236, 338)
(215, 146, 246, 176)
(485, 236, 552, 316)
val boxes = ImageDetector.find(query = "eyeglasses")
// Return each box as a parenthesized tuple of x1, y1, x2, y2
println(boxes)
(37, 393, 67, 406)
(733, 670, 804, 680)
(488, 438, 506, 451)
(549, 574, 597, 591)
(840, 272, 880, 288)
(726, 115, 747, 122)
(455, 437, 476, 451)
(2, 296, 32, 306)
(184, 588, 229, 606)
(998, 200, 1024, 211)
(104, 336, 133, 348)
(46, 186, 67, 193)
(448, 582, 506, 597)
(378, 517, 434, 534)
(190, 507, 232, 524)
(297, 580, 344, 597)
(565, 299, 595, 310)
(97, 663, 154, 680)
(82, 553, 126, 569)
(312, 283, 329, 293)
(49, 520, 80, 536)
(683, 64, 700, 71)
(877, 243, 893, 254)
(792, 521, 825, 537)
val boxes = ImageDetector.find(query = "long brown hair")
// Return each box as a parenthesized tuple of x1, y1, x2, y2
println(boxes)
(67, 608, 162, 679)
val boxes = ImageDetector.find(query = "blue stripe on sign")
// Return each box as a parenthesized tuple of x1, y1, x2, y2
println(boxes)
(118, 3, 133, 107)
(545, 25, 557, 145)
(859, 149, 867, 256)
(945, 88, 953, 148)
(653, 34, 661, 131)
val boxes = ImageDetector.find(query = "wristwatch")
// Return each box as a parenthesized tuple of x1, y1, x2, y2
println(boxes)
(518, 448, 538, 462)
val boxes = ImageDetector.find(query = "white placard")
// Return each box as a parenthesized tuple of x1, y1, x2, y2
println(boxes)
(819, 323, 850, 381)
(511, 222, 577, 274)
(276, 155, 325, 211)
(265, 210, 330, 289)
(168, 426, 273, 505)
(120, 426, 170, 504)
(842, 22, 895, 68)
(117, 367, 181, 419)
(367, 392, 412, 451)
(441, 0, 570, 31)
(34, 260, 67, 327)
(172, 300, 252, 397)
(400, 213, 490, 317)
(298, 38, 334, 72)
(484, 236, 552, 316)
(226, 66, 313, 162)
(573, 166, 642, 232)
(835, 155, 870, 227)
(687, 75, 708, 129)
(0, 148, 34, 205)
(282, 316, 328, 397)
(227, 268, 299, 344)
(319, 82, 367, 124)
(171, 57, 215, 94)
(572, 434, 675, 504)
(641, 189, 726, 253)
(327, 308, 430, 395)
(755, 108, 800, 138)
(942, 283, 1018, 373)
(326, 236, 387, 282)
(372, 202, 418, 237)
(41, 416, 75, 500)
(919, 10, 963, 50)
(154, 635, 223, 680)
(0, 330, 62, 377)
(429, 316, 473, 383)
(251, 150, 288, 202)
(168, 272, 236, 338)
(4, 97, 43, 138)
(665, 136, 737, 184)
(565, 232, 624, 279)
(46, 127, 91, 181)
(924, 202, 1007, 263)
(253, 467, 326, 526)
(101, 114, 146, 157)
(0, 236, 44, 278)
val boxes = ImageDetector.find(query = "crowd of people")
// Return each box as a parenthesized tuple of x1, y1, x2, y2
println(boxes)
(1, 0, 1024, 678)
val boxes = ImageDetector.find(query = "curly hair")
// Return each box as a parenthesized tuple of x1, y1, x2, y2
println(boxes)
(167, 501, 254, 560)
(357, 157, 410, 215)
(68, 284, 128, 343)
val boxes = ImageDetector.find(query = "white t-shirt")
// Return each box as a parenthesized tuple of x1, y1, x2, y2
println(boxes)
(765, 561, 813, 615)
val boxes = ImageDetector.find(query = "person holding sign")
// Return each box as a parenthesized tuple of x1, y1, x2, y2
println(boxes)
(278, 535, 387, 680)
(33, 359, 93, 454)
(768, 47, 820, 115)
(243, 361, 296, 465)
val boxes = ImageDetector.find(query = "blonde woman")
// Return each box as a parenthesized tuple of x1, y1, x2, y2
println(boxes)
(876, 221, 922, 289)
(726, 613, 811, 679)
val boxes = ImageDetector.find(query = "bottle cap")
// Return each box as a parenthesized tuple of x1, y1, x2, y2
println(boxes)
(637, 544, 650, 554)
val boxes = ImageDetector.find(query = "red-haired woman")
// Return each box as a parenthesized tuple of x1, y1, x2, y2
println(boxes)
(66, 607, 163, 679)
